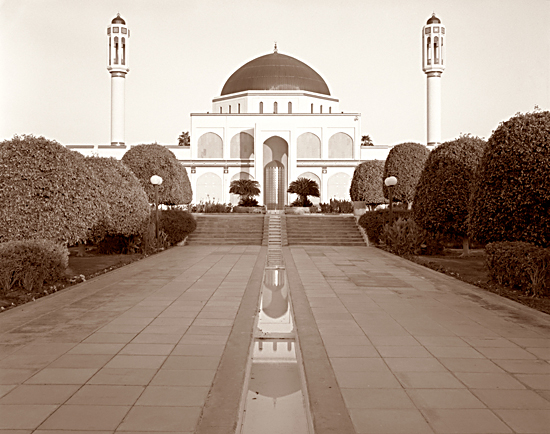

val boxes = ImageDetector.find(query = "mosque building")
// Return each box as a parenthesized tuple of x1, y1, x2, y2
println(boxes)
(67, 13, 444, 208)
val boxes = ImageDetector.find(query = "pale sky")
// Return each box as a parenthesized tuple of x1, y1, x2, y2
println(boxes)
(1, 0, 548, 147)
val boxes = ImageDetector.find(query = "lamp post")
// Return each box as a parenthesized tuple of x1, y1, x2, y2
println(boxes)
(150, 175, 163, 244)
(384, 176, 398, 225)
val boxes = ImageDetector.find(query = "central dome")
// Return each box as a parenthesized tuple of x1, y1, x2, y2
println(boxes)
(221, 52, 330, 96)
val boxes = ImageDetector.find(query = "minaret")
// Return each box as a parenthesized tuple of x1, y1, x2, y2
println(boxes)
(422, 13, 445, 146)
(107, 14, 129, 146)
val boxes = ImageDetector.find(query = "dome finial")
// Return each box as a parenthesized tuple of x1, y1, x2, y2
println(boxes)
(274, 42, 278, 53)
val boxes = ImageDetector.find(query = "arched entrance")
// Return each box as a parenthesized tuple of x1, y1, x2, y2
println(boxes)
(263, 136, 288, 210)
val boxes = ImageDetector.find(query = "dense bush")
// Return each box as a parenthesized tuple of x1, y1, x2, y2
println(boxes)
(469, 111, 550, 247)
(121, 144, 192, 205)
(0, 135, 105, 244)
(0, 239, 68, 294)
(413, 135, 486, 253)
(85, 157, 150, 242)
(160, 210, 196, 245)
(486, 242, 550, 297)
(383, 142, 429, 207)
(358, 209, 412, 244)
(349, 160, 386, 208)
(382, 218, 424, 256)
(320, 199, 353, 214)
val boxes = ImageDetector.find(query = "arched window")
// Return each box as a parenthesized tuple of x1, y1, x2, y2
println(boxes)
(434, 36, 439, 64)
(427, 36, 431, 65)
(328, 133, 353, 159)
(219, 107, 222, 113)
(229, 105, 232, 114)
(311, 103, 314, 114)
(121, 37, 125, 65)
(238, 103, 241, 113)
(297, 132, 321, 158)
(259, 102, 263, 114)
(288, 102, 292, 114)
(230, 132, 254, 159)
(320, 105, 323, 114)
(273, 102, 278, 114)
(441, 37, 444, 64)
(329, 107, 332, 114)
(198, 133, 223, 158)
(108, 37, 111, 65)
(114, 36, 119, 64)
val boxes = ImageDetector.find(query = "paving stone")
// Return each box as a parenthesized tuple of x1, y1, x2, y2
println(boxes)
(421, 408, 513, 433)
(150, 369, 216, 386)
(406, 389, 486, 409)
(117, 405, 201, 432)
(471, 389, 550, 409)
(87, 368, 157, 386)
(48, 354, 113, 369)
(349, 408, 434, 433)
(66, 385, 144, 406)
(341, 388, 415, 409)
(0, 404, 59, 429)
(454, 373, 526, 389)
(494, 409, 550, 433)
(0, 385, 79, 405)
(135, 386, 209, 406)
(38, 404, 130, 431)
(395, 372, 466, 389)
(24, 368, 98, 385)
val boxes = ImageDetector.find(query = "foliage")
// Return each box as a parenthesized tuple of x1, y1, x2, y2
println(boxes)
(287, 177, 320, 207)
(0, 239, 68, 294)
(320, 199, 354, 214)
(229, 179, 261, 206)
(413, 135, 486, 240)
(190, 201, 233, 213)
(469, 111, 550, 247)
(383, 142, 429, 206)
(382, 218, 425, 256)
(121, 144, 192, 205)
(349, 160, 386, 206)
(178, 131, 190, 146)
(85, 157, 150, 242)
(361, 135, 374, 146)
(160, 210, 197, 245)
(0, 135, 105, 244)
(358, 209, 413, 244)
(486, 242, 550, 297)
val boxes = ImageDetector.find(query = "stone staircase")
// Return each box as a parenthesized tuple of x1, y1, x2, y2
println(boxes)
(186, 214, 265, 245)
(285, 215, 366, 246)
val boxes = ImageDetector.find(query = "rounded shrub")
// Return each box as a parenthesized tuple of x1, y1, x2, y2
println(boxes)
(0, 239, 69, 294)
(121, 144, 192, 205)
(383, 142, 429, 206)
(349, 160, 386, 208)
(0, 135, 105, 244)
(160, 209, 197, 245)
(85, 157, 150, 242)
(413, 135, 486, 243)
(469, 111, 550, 247)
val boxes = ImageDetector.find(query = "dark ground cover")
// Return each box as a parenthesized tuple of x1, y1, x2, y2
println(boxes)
(408, 249, 550, 316)
(0, 246, 145, 311)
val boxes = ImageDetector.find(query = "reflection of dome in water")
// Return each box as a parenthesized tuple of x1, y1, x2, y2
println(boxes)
(262, 268, 288, 319)
(250, 363, 301, 398)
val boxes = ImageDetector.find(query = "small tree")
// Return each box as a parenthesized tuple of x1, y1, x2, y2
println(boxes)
(121, 144, 192, 205)
(288, 178, 320, 207)
(349, 160, 386, 210)
(0, 135, 105, 244)
(361, 135, 374, 146)
(469, 111, 550, 247)
(383, 142, 429, 208)
(178, 132, 190, 147)
(413, 134, 486, 255)
(229, 179, 261, 206)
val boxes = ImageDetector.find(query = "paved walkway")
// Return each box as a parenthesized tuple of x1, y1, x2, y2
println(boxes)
(0, 245, 549, 434)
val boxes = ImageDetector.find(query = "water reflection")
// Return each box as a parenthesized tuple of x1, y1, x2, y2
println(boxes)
(258, 267, 293, 337)
(241, 340, 309, 434)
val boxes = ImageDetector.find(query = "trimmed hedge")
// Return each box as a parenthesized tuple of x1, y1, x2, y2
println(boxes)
(160, 210, 197, 245)
(0, 135, 105, 244)
(85, 157, 150, 242)
(122, 144, 192, 205)
(469, 111, 550, 247)
(486, 242, 550, 297)
(0, 239, 69, 294)
(349, 160, 386, 207)
(413, 135, 486, 240)
(383, 142, 429, 206)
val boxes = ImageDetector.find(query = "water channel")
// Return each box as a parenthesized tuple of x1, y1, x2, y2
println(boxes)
(237, 216, 313, 433)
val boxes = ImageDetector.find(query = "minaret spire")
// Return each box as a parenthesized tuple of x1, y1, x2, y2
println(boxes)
(422, 13, 445, 146)
(274, 42, 278, 53)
